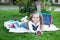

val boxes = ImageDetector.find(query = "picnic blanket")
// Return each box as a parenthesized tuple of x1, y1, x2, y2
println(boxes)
(4, 21, 60, 33)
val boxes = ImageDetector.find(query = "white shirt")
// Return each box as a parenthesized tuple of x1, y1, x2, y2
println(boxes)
(28, 21, 40, 33)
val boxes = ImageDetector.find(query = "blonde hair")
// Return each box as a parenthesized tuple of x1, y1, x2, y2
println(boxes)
(29, 13, 43, 30)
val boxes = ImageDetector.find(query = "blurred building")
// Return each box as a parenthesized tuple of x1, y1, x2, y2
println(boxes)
(50, 0, 60, 5)
(0, 0, 60, 5)
(0, 0, 16, 5)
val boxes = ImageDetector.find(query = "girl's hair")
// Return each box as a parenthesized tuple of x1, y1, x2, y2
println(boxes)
(29, 13, 43, 30)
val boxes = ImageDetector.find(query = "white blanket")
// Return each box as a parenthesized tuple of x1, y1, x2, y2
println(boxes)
(4, 21, 60, 33)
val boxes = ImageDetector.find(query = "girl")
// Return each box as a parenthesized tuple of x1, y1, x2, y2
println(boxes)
(28, 13, 43, 34)
(8, 13, 43, 34)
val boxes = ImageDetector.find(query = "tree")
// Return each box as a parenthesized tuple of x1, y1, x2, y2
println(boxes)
(15, 0, 54, 13)
(15, 0, 37, 13)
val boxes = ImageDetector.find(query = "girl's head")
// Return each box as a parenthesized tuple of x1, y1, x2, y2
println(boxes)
(30, 14, 40, 24)
(29, 13, 43, 24)
(29, 13, 43, 29)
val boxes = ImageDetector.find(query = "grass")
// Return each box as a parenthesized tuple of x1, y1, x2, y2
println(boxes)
(0, 10, 60, 40)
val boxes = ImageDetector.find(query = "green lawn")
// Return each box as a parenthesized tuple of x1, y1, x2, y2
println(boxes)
(0, 10, 60, 40)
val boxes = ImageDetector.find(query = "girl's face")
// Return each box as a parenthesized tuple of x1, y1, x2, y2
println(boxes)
(32, 14, 40, 24)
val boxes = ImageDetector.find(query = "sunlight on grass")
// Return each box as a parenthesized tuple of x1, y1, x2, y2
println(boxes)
(0, 10, 60, 40)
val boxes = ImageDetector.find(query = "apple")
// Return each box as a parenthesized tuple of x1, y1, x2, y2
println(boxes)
(36, 31, 42, 35)
(14, 18, 18, 21)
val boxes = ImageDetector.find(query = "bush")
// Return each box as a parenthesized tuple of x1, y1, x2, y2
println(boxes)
(15, 0, 36, 14)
